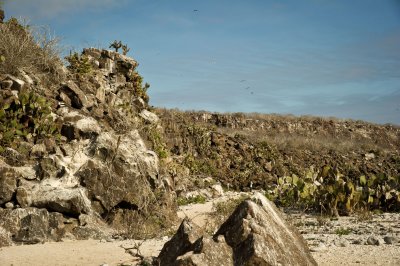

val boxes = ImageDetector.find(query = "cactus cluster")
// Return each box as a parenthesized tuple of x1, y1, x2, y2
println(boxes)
(109, 40, 130, 55)
(266, 165, 400, 215)
(0, 91, 59, 151)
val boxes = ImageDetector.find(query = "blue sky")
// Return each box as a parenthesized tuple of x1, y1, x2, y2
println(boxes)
(3, 0, 400, 124)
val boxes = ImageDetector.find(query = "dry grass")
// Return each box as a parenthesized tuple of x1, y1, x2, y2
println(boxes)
(0, 17, 62, 76)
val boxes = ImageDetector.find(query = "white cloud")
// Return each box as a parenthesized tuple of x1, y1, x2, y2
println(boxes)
(4, 0, 129, 19)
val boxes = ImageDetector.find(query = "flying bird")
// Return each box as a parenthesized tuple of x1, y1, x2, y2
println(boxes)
(193, 9, 199, 12)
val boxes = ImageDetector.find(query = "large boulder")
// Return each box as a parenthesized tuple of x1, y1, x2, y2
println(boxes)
(16, 180, 92, 216)
(59, 81, 90, 109)
(157, 218, 204, 265)
(59, 109, 101, 141)
(76, 130, 159, 212)
(0, 207, 65, 245)
(214, 193, 317, 266)
(175, 236, 233, 266)
(158, 193, 316, 266)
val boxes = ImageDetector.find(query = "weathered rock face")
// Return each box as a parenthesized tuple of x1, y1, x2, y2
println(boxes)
(0, 226, 12, 247)
(16, 180, 92, 216)
(157, 218, 234, 266)
(215, 193, 317, 266)
(76, 130, 159, 213)
(175, 236, 234, 266)
(159, 193, 316, 266)
(157, 218, 204, 265)
(0, 165, 18, 205)
(0, 208, 65, 244)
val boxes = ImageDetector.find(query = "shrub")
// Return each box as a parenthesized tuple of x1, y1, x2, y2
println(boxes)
(266, 166, 400, 216)
(0, 90, 59, 151)
(65, 52, 92, 74)
(335, 227, 352, 236)
(177, 195, 206, 206)
(140, 124, 169, 159)
(0, 17, 62, 75)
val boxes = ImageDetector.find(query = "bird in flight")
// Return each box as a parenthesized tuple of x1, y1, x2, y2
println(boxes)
(193, 9, 199, 12)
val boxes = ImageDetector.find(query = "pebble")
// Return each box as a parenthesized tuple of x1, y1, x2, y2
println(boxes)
(310, 243, 328, 252)
(352, 239, 363, 245)
(366, 236, 380, 246)
(334, 239, 349, 247)
(5, 202, 14, 209)
(383, 236, 399, 245)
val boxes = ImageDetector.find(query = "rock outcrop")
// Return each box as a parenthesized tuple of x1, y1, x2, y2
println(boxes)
(215, 193, 317, 265)
(0, 47, 168, 246)
(0, 208, 65, 245)
(159, 193, 316, 266)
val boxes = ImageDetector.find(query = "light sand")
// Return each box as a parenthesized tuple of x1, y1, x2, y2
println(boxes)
(1, 193, 399, 266)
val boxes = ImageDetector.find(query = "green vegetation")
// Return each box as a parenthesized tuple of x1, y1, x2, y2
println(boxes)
(109, 40, 122, 52)
(177, 195, 206, 206)
(122, 44, 130, 55)
(129, 71, 150, 103)
(141, 125, 169, 159)
(65, 52, 92, 74)
(335, 227, 352, 236)
(266, 166, 400, 216)
(109, 40, 130, 55)
(0, 90, 59, 152)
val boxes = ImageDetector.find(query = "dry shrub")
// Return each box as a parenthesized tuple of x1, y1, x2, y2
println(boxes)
(0, 17, 62, 76)
(105, 188, 177, 239)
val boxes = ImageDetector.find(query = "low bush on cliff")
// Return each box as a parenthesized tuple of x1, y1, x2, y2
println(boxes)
(65, 52, 92, 74)
(0, 90, 60, 152)
(0, 17, 62, 76)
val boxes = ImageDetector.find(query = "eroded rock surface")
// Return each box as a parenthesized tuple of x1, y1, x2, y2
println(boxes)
(215, 193, 317, 265)
(159, 193, 316, 266)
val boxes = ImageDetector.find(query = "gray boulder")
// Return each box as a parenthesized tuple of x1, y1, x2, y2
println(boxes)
(158, 193, 316, 266)
(157, 218, 204, 265)
(16, 180, 92, 216)
(214, 193, 317, 266)
(175, 236, 234, 266)
(214, 193, 317, 265)
(0, 207, 65, 245)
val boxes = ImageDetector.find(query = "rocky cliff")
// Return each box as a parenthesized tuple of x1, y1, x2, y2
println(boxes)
(0, 43, 175, 246)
